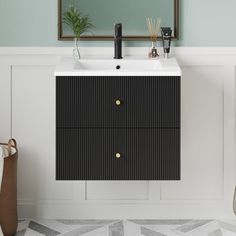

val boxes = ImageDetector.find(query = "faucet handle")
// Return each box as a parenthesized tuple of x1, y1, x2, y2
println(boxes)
(114, 23, 122, 37)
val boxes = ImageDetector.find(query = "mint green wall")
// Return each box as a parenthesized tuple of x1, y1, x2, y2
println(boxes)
(0, 0, 236, 46)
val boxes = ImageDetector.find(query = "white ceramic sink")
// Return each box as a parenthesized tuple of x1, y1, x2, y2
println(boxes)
(55, 56, 181, 76)
(74, 59, 161, 71)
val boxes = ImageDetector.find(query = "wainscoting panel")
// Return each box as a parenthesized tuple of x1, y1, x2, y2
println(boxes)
(86, 181, 149, 200)
(161, 65, 224, 200)
(11, 65, 73, 201)
(0, 64, 11, 141)
(0, 47, 235, 219)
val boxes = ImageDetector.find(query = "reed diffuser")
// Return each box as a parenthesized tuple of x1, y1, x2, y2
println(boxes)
(146, 17, 161, 58)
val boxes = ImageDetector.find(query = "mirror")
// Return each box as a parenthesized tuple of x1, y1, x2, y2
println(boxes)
(58, 0, 179, 40)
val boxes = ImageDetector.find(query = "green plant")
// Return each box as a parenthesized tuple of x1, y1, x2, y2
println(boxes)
(63, 6, 93, 38)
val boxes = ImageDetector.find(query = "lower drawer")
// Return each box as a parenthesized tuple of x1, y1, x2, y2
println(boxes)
(56, 128, 180, 180)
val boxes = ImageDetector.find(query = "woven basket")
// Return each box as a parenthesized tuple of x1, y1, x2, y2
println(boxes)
(0, 139, 18, 236)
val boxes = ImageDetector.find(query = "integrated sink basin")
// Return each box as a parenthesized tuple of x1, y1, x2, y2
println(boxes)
(74, 59, 161, 71)
(55, 56, 181, 77)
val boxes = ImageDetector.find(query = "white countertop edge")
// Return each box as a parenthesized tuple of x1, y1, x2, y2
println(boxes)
(54, 71, 181, 77)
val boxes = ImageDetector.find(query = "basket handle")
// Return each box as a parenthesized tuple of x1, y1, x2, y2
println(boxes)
(7, 139, 17, 156)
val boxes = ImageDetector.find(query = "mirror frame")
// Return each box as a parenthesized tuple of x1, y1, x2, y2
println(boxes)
(58, 0, 179, 41)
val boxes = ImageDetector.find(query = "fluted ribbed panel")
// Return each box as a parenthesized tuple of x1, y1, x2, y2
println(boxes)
(56, 76, 180, 128)
(56, 76, 181, 180)
(56, 128, 180, 180)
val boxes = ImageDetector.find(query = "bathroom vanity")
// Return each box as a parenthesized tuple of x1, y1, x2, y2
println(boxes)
(55, 56, 181, 180)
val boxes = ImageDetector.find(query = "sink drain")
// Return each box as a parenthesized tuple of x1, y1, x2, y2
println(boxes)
(116, 65, 121, 70)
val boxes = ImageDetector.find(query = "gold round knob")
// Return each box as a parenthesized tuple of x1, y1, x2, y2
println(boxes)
(115, 99, 121, 106)
(115, 152, 121, 159)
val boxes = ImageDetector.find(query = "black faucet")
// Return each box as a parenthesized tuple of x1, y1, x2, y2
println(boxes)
(114, 23, 122, 59)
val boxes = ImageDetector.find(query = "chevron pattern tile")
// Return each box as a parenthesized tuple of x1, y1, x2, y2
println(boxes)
(15, 219, 236, 236)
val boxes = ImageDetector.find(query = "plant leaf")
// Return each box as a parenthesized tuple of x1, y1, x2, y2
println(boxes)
(63, 6, 93, 38)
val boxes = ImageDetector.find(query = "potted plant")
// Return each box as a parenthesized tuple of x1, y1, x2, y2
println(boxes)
(63, 6, 93, 60)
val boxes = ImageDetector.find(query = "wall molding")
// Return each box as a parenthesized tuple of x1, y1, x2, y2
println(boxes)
(1, 47, 236, 56)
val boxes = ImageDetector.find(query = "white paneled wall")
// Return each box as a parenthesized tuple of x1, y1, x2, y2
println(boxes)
(0, 47, 235, 219)
(162, 65, 224, 200)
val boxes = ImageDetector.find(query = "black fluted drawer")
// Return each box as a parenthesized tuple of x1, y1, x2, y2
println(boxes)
(56, 128, 180, 180)
(56, 76, 180, 128)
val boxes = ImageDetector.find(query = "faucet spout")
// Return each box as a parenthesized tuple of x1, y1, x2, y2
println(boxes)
(114, 23, 123, 59)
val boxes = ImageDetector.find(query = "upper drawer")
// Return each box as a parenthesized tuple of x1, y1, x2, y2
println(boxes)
(56, 76, 180, 128)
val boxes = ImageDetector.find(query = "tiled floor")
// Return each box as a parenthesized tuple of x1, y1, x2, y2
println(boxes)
(16, 219, 236, 236)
